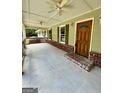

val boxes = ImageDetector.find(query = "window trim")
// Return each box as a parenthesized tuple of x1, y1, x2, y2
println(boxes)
(59, 25, 66, 44)
(58, 24, 69, 45)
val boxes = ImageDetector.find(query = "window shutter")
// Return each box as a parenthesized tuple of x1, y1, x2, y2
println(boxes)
(66, 24, 69, 44)
(50, 29, 52, 40)
(57, 27, 59, 42)
(48, 29, 52, 40)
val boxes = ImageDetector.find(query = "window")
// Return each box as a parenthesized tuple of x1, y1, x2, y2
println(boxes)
(48, 29, 52, 40)
(60, 26, 66, 44)
(57, 24, 69, 44)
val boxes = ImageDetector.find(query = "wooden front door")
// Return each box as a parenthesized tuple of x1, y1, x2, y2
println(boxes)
(75, 20, 92, 57)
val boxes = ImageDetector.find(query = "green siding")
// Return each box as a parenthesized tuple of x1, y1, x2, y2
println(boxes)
(51, 8, 101, 53)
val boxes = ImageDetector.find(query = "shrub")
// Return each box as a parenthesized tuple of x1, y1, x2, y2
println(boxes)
(26, 29, 37, 37)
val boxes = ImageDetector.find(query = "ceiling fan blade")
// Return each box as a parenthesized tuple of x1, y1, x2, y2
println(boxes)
(51, 0, 61, 6)
(60, 0, 74, 9)
(65, 0, 74, 5)
(52, 0, 64, 4)
(63, 4, 73, 9)
(51, 0, 60, 3)
(60, 0, 68, 7)
(48, 9, 56, 13)
(50, 11, 58, 18)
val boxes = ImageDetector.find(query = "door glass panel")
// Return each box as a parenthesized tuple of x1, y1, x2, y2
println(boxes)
(79, 24, 88, 29)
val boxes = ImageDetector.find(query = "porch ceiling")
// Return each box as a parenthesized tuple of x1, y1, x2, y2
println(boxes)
(22, 0, 100, 28)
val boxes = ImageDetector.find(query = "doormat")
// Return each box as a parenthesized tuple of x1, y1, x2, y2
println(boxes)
(64, 53, 94, 72)
(22, 88, 38, 93)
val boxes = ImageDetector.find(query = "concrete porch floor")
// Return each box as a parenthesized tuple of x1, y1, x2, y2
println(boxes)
(22, 43, 101, 93)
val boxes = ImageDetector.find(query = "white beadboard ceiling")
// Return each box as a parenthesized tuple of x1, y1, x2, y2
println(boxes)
(22, 0, 100, 28)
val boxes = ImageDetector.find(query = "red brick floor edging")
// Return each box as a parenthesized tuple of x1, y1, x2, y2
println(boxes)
(89, 52, 101, 67)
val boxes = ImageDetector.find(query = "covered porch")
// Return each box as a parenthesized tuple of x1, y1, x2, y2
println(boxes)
(22, 43, 100, 93)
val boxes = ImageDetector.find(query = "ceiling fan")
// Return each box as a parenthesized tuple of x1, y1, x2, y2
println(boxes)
(47, 0, 73, 16)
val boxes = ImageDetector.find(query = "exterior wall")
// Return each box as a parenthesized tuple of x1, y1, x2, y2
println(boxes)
(52, 27, 58, 42)
(51, 8, 101, 53)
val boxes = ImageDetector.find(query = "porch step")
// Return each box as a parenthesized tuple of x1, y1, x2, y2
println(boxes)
(64, 53, 94, 72)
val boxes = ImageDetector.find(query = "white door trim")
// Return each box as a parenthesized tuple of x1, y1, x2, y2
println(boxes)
(74, 17, 94, 55)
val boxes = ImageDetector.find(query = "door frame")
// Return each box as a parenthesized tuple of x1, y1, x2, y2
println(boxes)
(74, 17, 94, 57)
